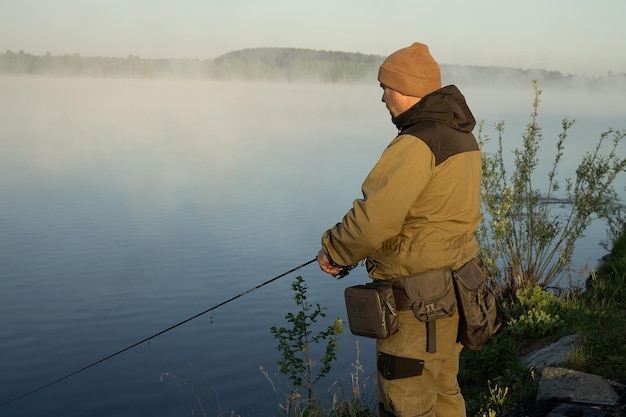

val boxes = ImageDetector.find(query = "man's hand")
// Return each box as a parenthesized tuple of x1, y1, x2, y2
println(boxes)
(317, 249, 341, 276)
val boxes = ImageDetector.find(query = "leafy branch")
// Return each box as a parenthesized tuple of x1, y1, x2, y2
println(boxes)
(270, 276, 343, 402)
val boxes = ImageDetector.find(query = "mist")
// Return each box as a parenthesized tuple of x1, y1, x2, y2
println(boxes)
(2, 74, 624, 200)
(2, 74, 624, 256)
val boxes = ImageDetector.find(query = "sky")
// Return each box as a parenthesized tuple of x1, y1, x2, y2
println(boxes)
(1, 0, 625, 77)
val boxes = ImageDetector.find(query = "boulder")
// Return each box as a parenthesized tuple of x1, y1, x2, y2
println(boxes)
(537, 367, 619, 406)
(521, 334, 579, 372)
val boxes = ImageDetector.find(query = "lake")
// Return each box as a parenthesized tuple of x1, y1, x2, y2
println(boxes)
(0, 75, 624, 416)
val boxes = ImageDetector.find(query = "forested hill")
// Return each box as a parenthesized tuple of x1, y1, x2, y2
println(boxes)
(1, 47, 624, 89)
(212, 47, 381, 82)
(0, 47, 382, 82)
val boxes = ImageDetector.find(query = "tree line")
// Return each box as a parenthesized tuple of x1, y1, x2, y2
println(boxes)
(0, 48, 381, 83)
(1, 48, 624, 89)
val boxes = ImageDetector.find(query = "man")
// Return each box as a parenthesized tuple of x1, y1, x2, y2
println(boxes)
(317, 42, 481, 416)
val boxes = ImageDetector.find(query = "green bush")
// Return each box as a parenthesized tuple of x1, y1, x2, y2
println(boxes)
(271, 276, 344, 402)
(476, 81, 626, 292)
(508, 308, 564, 339)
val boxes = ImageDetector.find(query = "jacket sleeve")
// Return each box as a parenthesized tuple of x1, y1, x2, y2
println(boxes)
(321, 134, 434, 266)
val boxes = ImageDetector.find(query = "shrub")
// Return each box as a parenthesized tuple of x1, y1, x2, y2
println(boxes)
(270, 276, 344, 403)
(476, 81, 626, 292)
(502, 286, 564, 339)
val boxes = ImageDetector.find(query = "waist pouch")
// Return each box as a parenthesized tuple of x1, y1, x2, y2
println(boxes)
(344, 268, 456, 351)
(393, 268, 456, 353)
(453, 260, 501, 350)
(344, 280, 399, 339)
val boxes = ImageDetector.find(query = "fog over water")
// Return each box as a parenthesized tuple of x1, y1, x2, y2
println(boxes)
(0, 75, 624, 416)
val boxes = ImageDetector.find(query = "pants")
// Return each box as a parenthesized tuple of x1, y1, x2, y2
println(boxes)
(376, 310, 465, 417)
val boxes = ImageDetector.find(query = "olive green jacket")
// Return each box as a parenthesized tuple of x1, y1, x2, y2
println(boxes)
(321, 85, 481, 279)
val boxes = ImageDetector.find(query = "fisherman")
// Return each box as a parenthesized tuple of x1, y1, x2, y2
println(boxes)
(317, 42, 481, 416)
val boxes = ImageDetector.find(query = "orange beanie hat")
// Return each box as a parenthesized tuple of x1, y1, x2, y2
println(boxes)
(378, 42, 442, 97)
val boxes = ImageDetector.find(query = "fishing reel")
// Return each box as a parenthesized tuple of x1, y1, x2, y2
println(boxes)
(330, 260, 357, 279)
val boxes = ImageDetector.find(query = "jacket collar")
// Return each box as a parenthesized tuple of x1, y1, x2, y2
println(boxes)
(392, 85, 476, 134)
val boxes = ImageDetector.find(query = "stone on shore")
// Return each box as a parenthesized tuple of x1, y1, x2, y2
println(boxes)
(521, 334, 579, 372)
(537, 367, 619, 406)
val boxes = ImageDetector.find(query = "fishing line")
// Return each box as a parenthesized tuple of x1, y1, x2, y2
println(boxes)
(0, 258, 317, 408)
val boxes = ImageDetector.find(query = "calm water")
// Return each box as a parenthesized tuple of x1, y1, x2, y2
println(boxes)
(0, 76, 624, 416)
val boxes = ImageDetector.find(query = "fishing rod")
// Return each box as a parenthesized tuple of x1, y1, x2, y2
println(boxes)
(0, 258, 318, 408)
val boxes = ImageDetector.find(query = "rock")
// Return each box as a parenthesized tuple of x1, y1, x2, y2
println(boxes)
(522, 334, 579, 372)
(513, 335, 625, 417)
(537, 367, 619, 406)
(546, 402, 609, 417)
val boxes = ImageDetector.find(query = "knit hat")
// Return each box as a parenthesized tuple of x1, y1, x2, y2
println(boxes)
(378, 42, 442, 97)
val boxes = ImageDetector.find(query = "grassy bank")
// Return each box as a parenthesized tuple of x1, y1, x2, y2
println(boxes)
(459, 228, 626, 416)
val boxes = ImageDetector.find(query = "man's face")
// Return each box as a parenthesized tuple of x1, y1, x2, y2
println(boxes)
(381, 84, 420, 118)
